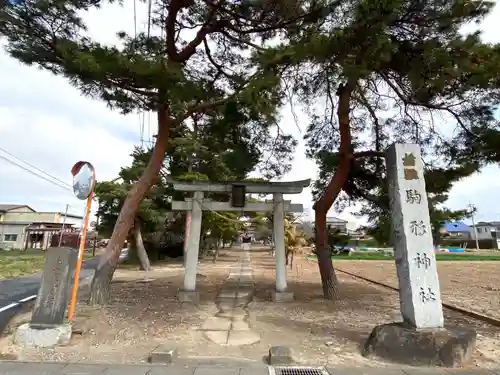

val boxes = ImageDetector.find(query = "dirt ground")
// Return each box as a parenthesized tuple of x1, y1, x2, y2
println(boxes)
(1, 250, 500, 368)
(333, 260, 500, 318)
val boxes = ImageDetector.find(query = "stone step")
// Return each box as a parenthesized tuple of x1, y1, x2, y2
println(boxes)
(231, 320, 251, 331)
(217, 299, 248, 309)
(236, 290, 254, 299)
(226, 330, 260, 346)
(215, 307, 247, 319)
(238, 280, 254, 286)
(200, 316, 231, 331)
(217, 289, 254, 300)
(218, 290, 238, 298)
(203, 328, 261, 346)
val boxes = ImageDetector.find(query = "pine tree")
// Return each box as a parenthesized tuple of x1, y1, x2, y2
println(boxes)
(0, 0, 317, 304)
(263, 0, 500, 299)
(94, 99, 298, 277)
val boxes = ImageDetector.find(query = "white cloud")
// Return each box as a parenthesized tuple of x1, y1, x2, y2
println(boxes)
(0, 48, 138, 217)
(0, 2, 150, 218)
(0, 2, 499, 230)
(435, 4, 500, 225)
(448, 165, 500, 224)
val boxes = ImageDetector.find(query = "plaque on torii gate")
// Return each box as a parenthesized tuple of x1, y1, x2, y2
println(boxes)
(170, 179, 310, 302)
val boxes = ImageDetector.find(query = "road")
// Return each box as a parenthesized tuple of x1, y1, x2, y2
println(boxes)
(0, 249, 127, 333)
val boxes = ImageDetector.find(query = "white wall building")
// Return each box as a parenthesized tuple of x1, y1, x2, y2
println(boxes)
(0, 204, 83, 250)
(311, 217, 357, 235)
(469, 221, 500, 240)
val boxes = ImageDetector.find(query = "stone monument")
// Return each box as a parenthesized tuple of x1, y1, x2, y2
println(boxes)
(363, 143, 476, 367)
(14, 247, 77, 347)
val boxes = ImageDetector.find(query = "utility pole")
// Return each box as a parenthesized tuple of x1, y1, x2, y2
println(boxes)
(468, 203, 480, 251)
(58, 204, 69, 247)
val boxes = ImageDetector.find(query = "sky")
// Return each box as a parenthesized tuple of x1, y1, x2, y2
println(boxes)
(1, 2, 500, 228)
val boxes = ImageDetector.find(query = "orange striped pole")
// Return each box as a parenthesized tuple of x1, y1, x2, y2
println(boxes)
(67, 191, 93, 321)
(67, 160, 96, 321)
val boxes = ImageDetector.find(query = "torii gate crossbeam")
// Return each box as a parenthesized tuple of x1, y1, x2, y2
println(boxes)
(170, 179, 310, 303)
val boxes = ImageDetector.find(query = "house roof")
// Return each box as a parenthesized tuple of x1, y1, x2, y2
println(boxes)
(27, 222, 75, 230)
(0, 221, 76, 226)
(0, 205, 82, 219)
(63, 213, 84, 219)
(0, 204, 34, 212)
(37, 212, 84, 219)
(326, 217, 348, 223)
(476, 221, 500, 227)
(442, 221, 469, 232)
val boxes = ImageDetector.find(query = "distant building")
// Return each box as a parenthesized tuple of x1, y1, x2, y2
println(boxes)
(0, 204, 83, 250)
(311, 217, 355, 235)
(326, 217, 348, 233)
(469, 221, 500, 241)
(440, 221, 470, 240)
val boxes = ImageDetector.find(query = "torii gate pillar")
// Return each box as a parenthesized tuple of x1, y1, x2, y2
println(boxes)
(183, 191, 203, 292)
(273, 193, 287, 293)
(171, 179, 310, 303)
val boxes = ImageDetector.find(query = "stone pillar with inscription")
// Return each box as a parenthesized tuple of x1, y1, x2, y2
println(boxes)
(388, 143, 444, 328)
(14, 247, 76, 348)
(363, 143, 476, 368)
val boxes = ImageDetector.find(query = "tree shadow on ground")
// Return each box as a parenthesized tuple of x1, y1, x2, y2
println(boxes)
(253, 279, 393, 312)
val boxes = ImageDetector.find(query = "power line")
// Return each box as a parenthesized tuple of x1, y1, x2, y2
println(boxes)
(0, 154, 73, 193)
(0, 146, 72, 188)
(0, 152, 99, 202)
(140, 111, 145, 149)
(147, 0, 152, 38)
(133, 0, 137, 39)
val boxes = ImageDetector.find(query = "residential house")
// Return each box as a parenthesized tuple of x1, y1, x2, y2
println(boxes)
(0, 204, 84, 250)
(311, 217, 354, 235)
(440, 221, 470, 240)
(326, 217, 349, 233)
(469, 221, 500, 240)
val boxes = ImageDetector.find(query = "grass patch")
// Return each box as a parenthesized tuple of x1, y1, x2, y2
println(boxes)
(305, 252, 500, 261)
(0, 249, 93, 280)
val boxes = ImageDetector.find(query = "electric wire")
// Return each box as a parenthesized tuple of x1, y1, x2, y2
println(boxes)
(0, 147, 97, 202)
(147, 0, 152, 38)
(0, 146, 72, 189)
(0, 154, 73, 193)
(133, 0, 137, 39)
(144, 0, 154, 147)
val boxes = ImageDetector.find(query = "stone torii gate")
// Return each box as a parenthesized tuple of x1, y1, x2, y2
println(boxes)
(171, 179, 310, 302)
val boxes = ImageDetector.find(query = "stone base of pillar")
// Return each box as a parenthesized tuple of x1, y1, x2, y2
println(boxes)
(177, 290, 200, 303)
(362, 322, 476, 367)
(270, 291, 294, 302)
(14, 323, 72, 348)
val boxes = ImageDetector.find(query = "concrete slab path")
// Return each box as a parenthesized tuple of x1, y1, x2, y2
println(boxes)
(200, 248, 260, 346)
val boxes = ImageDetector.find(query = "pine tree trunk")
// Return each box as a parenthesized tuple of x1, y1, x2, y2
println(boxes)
(88, 259, 115, 306)
(127, 234, 136, 262)
(314, 210, 339, 300)
(212, 247, 219, 263)
(88, 108, 171, 305)
(312, 81, 355, 300)
(134, 220, 152, 271)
